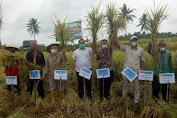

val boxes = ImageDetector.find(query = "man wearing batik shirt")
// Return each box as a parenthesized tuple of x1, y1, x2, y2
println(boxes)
(96, 39, 115, 102)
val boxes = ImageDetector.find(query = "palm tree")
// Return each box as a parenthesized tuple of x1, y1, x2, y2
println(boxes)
(119, 4, 136, 23)
(27, 18, 40, 40)
(86, 4, 104, 54)
(137, 13, 148, 32)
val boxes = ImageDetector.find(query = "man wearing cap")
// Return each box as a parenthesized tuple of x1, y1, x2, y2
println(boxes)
(96, 39, 115, 102)
(71, 39, 94, 102)
(26, 41, 45, 99)
(112, 36, 145, 104)
(147, 40, 173, 102)
(4, 43, 21, 95)
(41, 43, 67, 104)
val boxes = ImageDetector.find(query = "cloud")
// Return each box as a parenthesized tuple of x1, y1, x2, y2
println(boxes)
(1, 0, 177, 46)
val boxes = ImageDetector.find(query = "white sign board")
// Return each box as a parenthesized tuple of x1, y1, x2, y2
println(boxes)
(96, 68, 110, 79)
(159, 73, 175, 84)
(54, 70, 67, 80)
(29, 70, 40, 79)
(79, 67, 92, 80)
(121, 67, 138, 82)
(6, 76, 17, 85)
(139, 70, 153, 81)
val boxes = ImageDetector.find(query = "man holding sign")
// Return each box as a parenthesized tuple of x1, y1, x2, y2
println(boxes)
(71, 39, 94, 102)
(147, 40, 174, 102)
(96, 39, 114, 102)
(113, 36, 145, 104)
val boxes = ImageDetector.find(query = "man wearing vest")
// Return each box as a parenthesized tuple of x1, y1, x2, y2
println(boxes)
(26, 41, 45, 99)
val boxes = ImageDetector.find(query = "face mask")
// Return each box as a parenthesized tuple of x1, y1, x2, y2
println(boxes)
(102, 44, 107, 49)
(159, 47, 165, 52)
(131, 42, 137, 46)
(51, 49, 57, 54)
(80, 44, 86, 49)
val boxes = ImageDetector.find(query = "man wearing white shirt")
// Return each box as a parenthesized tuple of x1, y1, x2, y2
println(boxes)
(71, 39, 94, 102)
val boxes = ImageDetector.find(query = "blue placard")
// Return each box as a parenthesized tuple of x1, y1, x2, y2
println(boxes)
(159, 73, 175, 84)
(139, 70, 153, 81)
(97, 68, 110, 79)
(79, 67, 92, 80)
(121, 67, 138, 82)
(29, 70, 40, 79)
(6, 76, 18, 85)
(54, 70, 67, 80)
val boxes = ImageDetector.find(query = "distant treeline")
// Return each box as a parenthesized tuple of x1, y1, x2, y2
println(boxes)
(119, 32, 177, 40)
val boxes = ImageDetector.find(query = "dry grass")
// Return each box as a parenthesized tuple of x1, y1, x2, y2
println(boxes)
(0, 38, 177, 117)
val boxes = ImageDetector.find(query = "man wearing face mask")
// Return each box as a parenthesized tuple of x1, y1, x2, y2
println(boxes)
(41, 43, 67, 104)
(147, 40, 173, 102)
(112, 36, 145, 105)
(96, 39, 115, 102)
(71, 39, 94, 102)
(26, 41, 45, 99)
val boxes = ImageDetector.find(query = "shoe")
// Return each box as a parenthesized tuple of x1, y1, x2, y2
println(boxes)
(50, 92, 55, 104)
(88, 96, 94, 102)
(105, 96, 110, 101)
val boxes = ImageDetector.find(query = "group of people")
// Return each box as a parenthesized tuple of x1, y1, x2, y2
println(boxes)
(3, 35, 177, 105)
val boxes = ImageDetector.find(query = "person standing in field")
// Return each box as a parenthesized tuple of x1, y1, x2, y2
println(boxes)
(26, 41, 45, 99)
(71, 39, 94, 102)
(147, 40, 173, 102)
(4, 43, 21, 95)
(41, 43, 67, 104)
(96, 39, 115, 102)
(112, 36, 145, 105)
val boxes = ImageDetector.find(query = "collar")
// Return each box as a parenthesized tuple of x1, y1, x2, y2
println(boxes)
(79, 47, 87, 50)
(130, 46, 138, 50)
(31, 49, 38, 53)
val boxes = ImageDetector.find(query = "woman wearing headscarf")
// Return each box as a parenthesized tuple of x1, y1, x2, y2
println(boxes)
(41, 43, 67, 104)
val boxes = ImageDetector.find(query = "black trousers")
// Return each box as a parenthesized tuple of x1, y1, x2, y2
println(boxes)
(27, 79, 45, 99)
(76, 72, 92, 99)
(152, 75, 170, 102)
(7, 77, 21, 95)
(99, 71, 114, 99)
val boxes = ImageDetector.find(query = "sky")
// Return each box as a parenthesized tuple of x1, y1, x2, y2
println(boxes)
(1, 0, 177, 46)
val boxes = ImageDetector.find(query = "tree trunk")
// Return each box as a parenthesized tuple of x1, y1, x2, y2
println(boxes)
(34, 34, 35, 40)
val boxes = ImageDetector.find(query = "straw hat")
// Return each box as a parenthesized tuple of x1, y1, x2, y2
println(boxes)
(46, 43, 61, 53)
(5, 43, 20, 51)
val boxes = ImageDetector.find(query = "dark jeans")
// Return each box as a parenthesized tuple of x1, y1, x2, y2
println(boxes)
(99, 71, 114, 100)
(27, 79, 45, 99)
(7, 77, 21, 95)
(76, 72, 92, 99)
(152, 75, 170, 102)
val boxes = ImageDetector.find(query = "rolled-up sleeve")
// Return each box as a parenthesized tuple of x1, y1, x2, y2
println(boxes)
(89, 48, 92, 54)
(73, 51, 77, 60)
(141, 49, 146, 62)
(120, 44, 127, 52)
